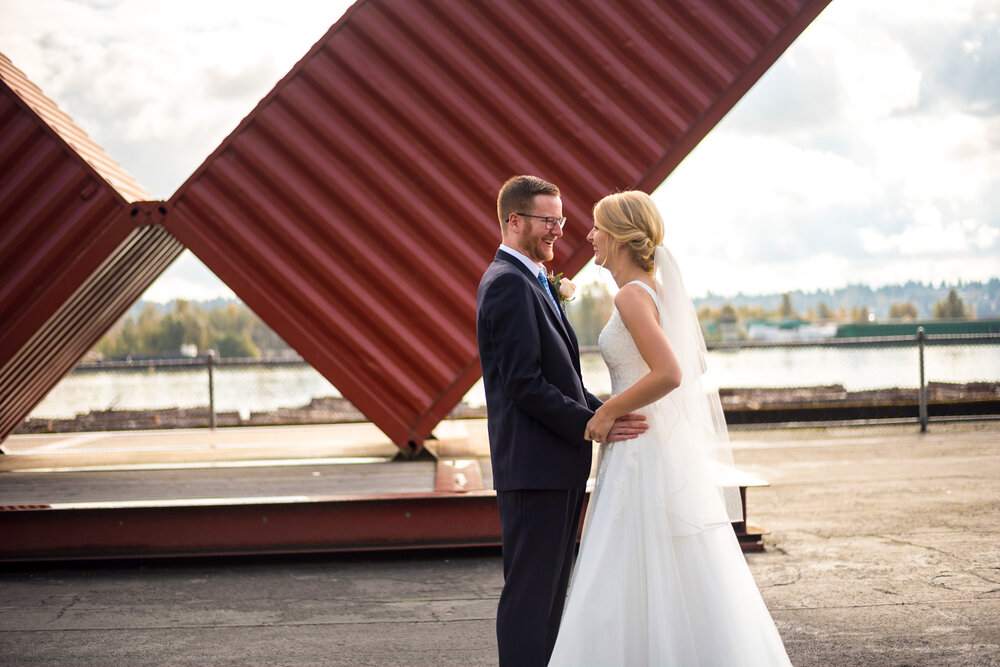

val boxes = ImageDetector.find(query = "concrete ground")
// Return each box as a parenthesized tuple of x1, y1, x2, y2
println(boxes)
(0, 421, 998, 666)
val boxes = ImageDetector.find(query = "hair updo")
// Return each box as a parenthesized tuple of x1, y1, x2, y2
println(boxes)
(593, 191, 664, 273)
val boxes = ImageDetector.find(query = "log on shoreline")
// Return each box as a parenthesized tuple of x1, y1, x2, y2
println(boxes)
(14, 383, 999, 435)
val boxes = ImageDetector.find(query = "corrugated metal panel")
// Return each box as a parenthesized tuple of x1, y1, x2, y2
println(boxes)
(0, 52, 149, 203)
(166, 0, 831, 452)
(0, 54, 184, 440)
(0, 215, 181, 440)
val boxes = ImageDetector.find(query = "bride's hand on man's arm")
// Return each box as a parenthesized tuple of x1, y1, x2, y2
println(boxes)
(585, 408, 648, 443)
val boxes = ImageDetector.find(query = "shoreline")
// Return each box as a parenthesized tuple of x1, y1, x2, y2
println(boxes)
(14, 382, 998, 435)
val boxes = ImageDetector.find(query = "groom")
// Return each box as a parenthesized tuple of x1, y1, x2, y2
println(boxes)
(476, 175, 647, 667)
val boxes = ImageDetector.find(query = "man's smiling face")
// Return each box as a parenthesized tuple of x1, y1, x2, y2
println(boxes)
(514, 194, 563, 265)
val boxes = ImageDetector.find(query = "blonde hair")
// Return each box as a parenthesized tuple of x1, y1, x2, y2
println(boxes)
(593, 191, 664, 273)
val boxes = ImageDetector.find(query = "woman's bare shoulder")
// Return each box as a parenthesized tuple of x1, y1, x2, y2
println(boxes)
(614, 282, 657, 321)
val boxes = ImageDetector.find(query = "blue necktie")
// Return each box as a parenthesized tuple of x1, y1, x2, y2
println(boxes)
(537, 270, 559, 309)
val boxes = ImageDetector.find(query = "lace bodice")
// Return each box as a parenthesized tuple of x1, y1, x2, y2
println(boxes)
(597, 281, 658, 395)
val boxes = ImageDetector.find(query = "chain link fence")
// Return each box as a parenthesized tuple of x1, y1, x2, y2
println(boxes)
(16, 332, 1000, 435)
(701, 331, 999, 429)
(17, 356, 355, 433)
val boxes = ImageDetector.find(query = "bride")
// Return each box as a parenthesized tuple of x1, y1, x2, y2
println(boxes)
(548, 191, 792, 666)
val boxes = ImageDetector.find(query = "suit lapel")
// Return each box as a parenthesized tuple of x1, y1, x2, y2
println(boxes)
(551, 294, 574, 347)
(494, 251, 575, 348)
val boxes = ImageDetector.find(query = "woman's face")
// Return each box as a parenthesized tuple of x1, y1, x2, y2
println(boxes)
(587, 224, 615, 268)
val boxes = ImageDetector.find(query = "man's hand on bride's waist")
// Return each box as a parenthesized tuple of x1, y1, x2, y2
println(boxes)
(586, 411, 648, 443)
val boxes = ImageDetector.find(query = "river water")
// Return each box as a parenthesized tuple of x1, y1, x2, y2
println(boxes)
(26, 344, 999, 421)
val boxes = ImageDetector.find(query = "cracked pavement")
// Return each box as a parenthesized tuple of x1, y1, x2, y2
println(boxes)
(733, 422, 1000, 666)
(0, 422, 998, 665)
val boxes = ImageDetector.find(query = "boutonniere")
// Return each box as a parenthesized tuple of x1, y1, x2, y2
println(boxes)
(548, 272, 576, 304)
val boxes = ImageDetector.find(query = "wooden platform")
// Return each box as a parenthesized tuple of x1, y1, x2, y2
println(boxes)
(0, 423, 768, 561)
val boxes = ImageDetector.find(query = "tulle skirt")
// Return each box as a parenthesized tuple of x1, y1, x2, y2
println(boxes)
(548, 427, 792, 667)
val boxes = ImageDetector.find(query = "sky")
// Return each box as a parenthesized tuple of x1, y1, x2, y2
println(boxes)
(2, 0, 998, 301)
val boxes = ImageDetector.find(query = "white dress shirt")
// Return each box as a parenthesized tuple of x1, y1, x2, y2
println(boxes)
(498, 244, 545, 278)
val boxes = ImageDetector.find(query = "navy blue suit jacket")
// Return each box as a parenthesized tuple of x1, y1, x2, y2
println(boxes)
(476, 250, 602, 491)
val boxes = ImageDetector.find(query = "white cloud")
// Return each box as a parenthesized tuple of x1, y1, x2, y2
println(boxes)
(816, 19, 922, 121)
(870, 112, 999, 205)
(974, 221, 1000, 248)
(635, 0, 1000, 296)
(847, 254, 1000, 289)
(141, 276, 235, 304)
(859, 215, 999, 255)
(3, 0, 1000, 302)
(658, 133, 878, 218)
(140, 251, 235, 304)
(647, 134, 880, 295)
(0, 0, 353, 197)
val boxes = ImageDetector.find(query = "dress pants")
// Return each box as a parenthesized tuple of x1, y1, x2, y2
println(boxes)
(496, 488, 585, 667)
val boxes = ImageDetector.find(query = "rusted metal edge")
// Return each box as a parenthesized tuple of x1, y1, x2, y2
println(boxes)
(0, 487, 766, 562)
(0, 492, 502, 562)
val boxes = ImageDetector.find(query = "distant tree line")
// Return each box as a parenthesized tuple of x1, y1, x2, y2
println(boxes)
(694, 292, 878, 325)
(93, 284, 985, 359)
(693, 278, 999, 321)
(568, 284, 980, 344)
(93, 300, 292, 360)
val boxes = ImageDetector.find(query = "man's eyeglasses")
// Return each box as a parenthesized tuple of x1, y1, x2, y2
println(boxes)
(516, 212, 567, 231)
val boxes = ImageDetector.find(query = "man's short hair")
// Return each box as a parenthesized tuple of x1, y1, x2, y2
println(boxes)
(497, 175, 560, 232)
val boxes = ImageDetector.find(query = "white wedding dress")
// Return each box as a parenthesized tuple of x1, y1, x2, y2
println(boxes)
(549, 251, 792, 666)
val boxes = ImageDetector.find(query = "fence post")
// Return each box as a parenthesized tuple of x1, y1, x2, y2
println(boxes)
(207, 349, 217, 431)
(917, 327, 927, 433)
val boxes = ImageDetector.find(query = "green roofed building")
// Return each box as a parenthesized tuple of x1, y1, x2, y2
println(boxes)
(835, 319, 1000, 338)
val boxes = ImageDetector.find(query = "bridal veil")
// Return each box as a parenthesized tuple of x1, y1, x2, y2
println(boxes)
(649, 244, 743, 532)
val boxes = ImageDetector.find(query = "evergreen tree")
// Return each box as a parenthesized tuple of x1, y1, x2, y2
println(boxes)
(213, 332, 259, 358)
(778, 292, 795, 318)
(888, 302, 919, 320)
(851, 306, 871, 323)
(933, 289, 970, 319)
(718, 304, 737, 322)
